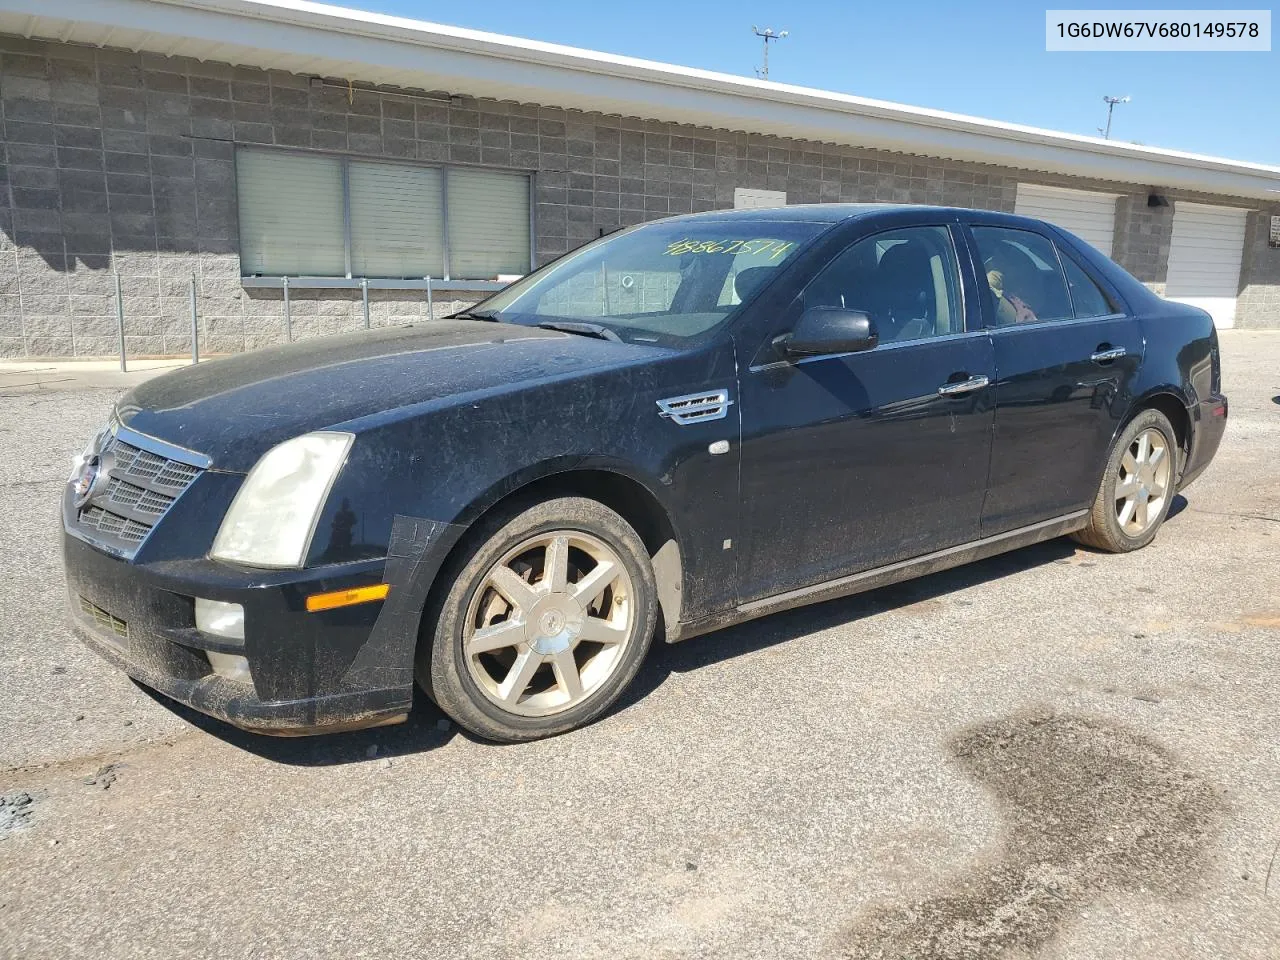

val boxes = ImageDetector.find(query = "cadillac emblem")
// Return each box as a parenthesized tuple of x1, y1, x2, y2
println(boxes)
(72, 456, 100, 508)
(71, 429, 112, 510)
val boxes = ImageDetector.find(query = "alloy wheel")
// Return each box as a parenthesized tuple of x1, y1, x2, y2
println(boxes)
(463, 531, 636, 717)
(1114, 427, 1172, 537)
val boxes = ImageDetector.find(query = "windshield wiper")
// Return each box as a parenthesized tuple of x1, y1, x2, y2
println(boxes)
(535, 321, 623, 343)
(453, 308, 502, 321)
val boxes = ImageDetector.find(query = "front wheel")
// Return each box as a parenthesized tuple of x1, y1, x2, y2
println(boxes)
(1072, 409, 1178, 553)
(418, 496, 658, 742)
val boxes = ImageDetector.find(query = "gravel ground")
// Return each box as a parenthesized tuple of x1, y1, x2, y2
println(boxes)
(0, 333, 1277, 959)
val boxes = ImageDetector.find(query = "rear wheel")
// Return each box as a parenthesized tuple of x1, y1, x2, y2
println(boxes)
(418, 496, 657, 742)
(1072, 409, 1178, 553)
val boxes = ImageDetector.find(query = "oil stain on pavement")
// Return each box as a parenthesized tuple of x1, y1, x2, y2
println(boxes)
(843, 711, 1222, 959)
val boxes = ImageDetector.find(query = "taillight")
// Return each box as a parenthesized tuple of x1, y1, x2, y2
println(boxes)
(1209, 327, 1222, 396)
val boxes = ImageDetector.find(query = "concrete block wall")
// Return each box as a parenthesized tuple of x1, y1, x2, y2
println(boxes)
(0, 36, 489, 357)
(1, 34, 1277, 357)
(1112, 192, 1174, 292)
(1237, 204, 1280, 328)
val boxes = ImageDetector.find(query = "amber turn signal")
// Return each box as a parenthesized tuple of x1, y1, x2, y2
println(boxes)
(305, 583, 390, 613)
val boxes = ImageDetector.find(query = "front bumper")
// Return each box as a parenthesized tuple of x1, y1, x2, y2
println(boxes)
(63, 530, 411, 735)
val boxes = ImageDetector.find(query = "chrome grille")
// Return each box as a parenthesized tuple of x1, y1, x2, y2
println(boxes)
(105, 477, 176, 516)
(112, 443, 199, 488)
(80, 505, 152, 543)
(72, 431, 204, 555)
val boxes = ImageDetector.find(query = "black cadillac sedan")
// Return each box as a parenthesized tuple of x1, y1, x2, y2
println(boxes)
(63, 204, 1227, 742)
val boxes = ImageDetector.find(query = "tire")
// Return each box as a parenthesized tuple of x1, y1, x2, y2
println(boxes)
(417, 496, 658, 743)
(1072, 408, 1179, 553)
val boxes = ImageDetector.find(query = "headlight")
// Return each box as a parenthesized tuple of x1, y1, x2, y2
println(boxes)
(210, 432, 353, 568)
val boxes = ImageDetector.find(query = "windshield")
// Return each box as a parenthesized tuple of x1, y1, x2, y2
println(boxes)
(471, 219, 827, 345)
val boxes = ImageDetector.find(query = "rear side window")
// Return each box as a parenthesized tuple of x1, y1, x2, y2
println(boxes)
(971, 226, 1073, 325)
(1059, 251, 1118, 318)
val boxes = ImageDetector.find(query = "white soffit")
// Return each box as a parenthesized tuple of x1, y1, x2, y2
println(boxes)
(2, 0, 1280, 200)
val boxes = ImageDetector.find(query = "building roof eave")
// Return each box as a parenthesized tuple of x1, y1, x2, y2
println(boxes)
(2, 0, 1278, 201)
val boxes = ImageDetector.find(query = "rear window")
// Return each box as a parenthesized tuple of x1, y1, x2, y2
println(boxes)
(1059, 251, 1119, 318)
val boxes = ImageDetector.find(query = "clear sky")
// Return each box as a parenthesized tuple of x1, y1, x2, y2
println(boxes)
(350, 0, 1277, 165)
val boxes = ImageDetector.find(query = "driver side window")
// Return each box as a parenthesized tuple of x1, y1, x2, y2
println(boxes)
(803, 225, 965, 343)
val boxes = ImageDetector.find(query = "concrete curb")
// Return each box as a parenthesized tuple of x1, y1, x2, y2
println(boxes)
(0, 358, 198, 394)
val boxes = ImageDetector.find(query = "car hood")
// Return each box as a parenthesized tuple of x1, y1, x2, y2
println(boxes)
(118, 320, 659, 472)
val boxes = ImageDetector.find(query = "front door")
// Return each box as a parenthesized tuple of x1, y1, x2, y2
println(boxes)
(965, 223, 1146, 534)
(736, 223, 995, 603)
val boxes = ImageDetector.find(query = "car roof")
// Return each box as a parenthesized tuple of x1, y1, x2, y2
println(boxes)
(666, 203, 1046, 228)
(670, 203, 900, 224)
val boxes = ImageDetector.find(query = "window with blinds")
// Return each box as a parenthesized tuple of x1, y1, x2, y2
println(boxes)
(235, 148, 531, 281)
(447, 168, 531, 279)
(236, 150, 346, 276)
(349, 162, 444, 279)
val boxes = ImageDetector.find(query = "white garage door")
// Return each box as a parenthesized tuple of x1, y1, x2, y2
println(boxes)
(734, 187, 787, 209)
(1164, 202, 1248, 329)
(1014, 183, 1118, 257)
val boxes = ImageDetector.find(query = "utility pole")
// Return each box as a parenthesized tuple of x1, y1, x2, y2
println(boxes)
(1098, 95, 1130, 139)
(752, 25, 788, 80)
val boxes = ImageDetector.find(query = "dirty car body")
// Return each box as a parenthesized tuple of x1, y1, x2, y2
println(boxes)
(62, 205, 1227, 738)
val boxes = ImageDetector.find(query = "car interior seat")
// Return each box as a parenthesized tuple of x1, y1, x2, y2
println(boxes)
(803, 268, 850, 310)
(733, 267, 774, 304)
(874, 240, 936, 341)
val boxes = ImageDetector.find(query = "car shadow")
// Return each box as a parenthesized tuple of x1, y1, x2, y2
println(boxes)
(135, 682, 456, 767)
(619, 535, 1079, 711)
(154, 521, 1146, 765)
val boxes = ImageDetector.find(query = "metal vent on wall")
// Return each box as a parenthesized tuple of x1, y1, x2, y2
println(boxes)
(656, 389, 734, 425)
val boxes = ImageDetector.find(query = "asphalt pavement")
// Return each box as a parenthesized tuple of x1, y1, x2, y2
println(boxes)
(1, 333, 1277, 959)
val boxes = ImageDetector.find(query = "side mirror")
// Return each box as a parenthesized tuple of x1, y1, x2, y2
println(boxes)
(779, 307, 878, 357)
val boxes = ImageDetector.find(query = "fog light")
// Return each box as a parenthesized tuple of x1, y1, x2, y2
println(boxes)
(195, 598, 244, 641)
(206, 651, 252, 684)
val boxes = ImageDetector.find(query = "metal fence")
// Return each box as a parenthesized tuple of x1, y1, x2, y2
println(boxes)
(111, 274, 438, 372)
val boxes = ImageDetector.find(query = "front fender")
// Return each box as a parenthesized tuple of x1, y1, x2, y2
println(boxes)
(448, 454, 684, 534)
(309, 340, 740, 631)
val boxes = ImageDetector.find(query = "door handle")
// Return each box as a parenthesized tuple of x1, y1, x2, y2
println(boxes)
(1091, 346, 1126, 363)
(937, 375, 990, 396)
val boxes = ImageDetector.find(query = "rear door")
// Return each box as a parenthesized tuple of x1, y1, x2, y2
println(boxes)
(965, 221, 1145, 535)
(735, 219, 995, 602)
